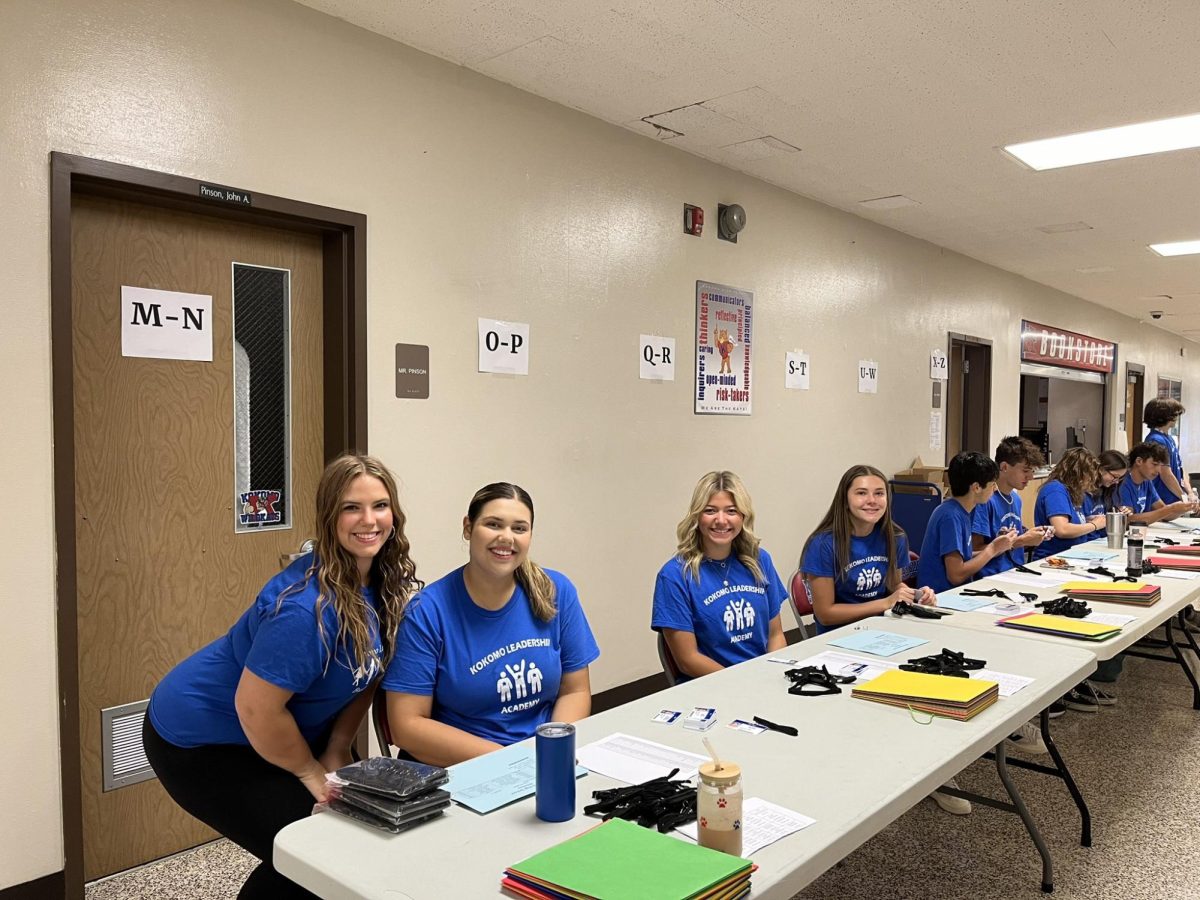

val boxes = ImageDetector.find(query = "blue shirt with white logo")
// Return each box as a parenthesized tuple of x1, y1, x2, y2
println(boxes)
(1033, 479, 1102, 559)
(652, 548, 786, 676)
(918, 498, 975, 595)
(1146, 429, 1185, 503)
(971, 489, 1025, 578)
(801, 526, 909, 634)
(383, 567, 599, 747)
(1116, 474, 1162, 514)
(149, 553, 381, 748)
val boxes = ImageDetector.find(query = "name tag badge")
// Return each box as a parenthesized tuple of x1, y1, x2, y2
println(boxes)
(683, 707, 717, 731)
(652, 709, 682, 724)
(727, 718, 767, 735)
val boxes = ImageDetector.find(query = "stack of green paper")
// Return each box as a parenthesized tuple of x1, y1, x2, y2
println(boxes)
(502, 818, 753, 900)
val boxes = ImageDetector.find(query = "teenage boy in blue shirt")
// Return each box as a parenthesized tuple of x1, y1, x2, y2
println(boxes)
(1118, 441, 1198, 525)
(971, 436, 1053, 577)
(918, 451, 1016, 595)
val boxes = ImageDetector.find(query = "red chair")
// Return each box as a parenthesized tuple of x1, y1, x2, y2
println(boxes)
(371, 689, 393, 758)
(788, 570, 814, 640)
(657, 631, 685, 687)
(903, 550, 920, 589)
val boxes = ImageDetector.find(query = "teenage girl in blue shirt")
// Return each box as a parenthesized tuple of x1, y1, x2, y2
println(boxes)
(800, 464, 934, 634)
(1032, 448, 1107, 559)
(384, 483, 600, 766)
(144, 455, 421, 899)
(652, 471, 787, 679)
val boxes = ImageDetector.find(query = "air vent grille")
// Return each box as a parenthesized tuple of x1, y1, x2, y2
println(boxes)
(101, 700, 155, 792)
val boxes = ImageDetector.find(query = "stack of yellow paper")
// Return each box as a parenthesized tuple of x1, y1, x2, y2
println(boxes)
(998, 611, 1122, 640)
(851, 669, 999, 721)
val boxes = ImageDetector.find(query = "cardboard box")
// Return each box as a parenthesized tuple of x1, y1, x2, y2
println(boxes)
(894, 457, 948, 488)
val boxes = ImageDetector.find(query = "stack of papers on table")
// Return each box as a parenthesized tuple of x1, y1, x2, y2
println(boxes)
(997, 611, 1122, 641)
(851, 669, 999, 721)
(502, 818, 753, 900)
(1148, 554, 1200, 571)
(1060, 581, 1162, 607)
(1152, 545, 1200, 556)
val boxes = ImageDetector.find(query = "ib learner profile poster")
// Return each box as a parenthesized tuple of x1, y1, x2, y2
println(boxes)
(694, 280, 753, 416)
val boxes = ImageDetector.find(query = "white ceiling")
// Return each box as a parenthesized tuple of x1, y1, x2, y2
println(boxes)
(297, 0, 1200, 340)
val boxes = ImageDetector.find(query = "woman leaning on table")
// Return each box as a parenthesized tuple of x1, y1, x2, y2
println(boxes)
(384, 482, 600, 767)
(144, 454, 421, 899)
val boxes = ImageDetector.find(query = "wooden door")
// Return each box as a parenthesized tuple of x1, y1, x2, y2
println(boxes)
(72, 195, 324, 878)
(1126, 365, 1145, 450)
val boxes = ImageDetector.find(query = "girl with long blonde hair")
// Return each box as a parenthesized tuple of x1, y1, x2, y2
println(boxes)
(385, 482, 599, 766)
(651, 471, 787, 679)
(145, 453, 421, 898)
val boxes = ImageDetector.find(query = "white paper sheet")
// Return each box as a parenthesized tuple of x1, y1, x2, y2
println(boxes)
(972, 669, 1034, 697)
(1083, 612, 1138, 627)
(576, 733, 708, 784)
(676, 797, 816, 856)
(791, 649, 898, 682)
(1154, 569, 1200, 580)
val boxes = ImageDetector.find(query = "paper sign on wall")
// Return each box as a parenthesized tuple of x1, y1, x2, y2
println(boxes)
(857, 360, 879, 394)
(121, 285, 213, 361)
(930, 349, 948, 380)
(929, 410, 943, 450)
(478, 318, 530, 375)
(785, 351, 810, 390)
(639, 335, 676, 381)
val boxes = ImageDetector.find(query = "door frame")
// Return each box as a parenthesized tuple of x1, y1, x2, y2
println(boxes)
(50, 152, 367, 896)
(1125, 362, 1145, 451)
(945, 331, 993, 462)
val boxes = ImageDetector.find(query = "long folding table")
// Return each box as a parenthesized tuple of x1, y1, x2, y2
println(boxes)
(276, 619, 1094, 898)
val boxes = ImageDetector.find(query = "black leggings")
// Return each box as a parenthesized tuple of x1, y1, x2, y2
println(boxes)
(142, 716, 322, 899)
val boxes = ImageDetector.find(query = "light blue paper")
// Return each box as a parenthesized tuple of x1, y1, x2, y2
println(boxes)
(444, 742, 586, 814)
(1055, 547, 1120, 560)
(936, 594, 996, 612)
(827, 629, 928, 657)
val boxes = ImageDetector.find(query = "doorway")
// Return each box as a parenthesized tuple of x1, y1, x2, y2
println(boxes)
(945, 334, 993, 460)
(52, 154, 366, 894)
(1125, 363, 1145, 452)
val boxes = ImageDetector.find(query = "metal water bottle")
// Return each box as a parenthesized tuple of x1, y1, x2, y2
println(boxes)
(1126, 525, 1144, 577)
(535, 722, 576, 822)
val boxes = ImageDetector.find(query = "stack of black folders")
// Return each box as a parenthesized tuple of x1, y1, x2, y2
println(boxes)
(320, 757, 451, 834)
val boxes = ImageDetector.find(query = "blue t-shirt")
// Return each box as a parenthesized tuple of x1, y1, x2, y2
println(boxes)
(971, 490, 1025, 578)
(918, 499, 975, 595)
(1116, 474, 1162, 514)
(1032, 480, 1101, 559)
(382, 567, 599, 747)
(651, 548, 786, 675)
(1146, 429, 1185, 503)
(149, 554, 381, 748)
(801, 526, 909, 634)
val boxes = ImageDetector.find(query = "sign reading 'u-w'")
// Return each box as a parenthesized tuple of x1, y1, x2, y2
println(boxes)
(121, 285, 213, 362)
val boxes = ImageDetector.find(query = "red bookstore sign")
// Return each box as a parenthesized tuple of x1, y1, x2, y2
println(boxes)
(1021, 320, 1115, 374)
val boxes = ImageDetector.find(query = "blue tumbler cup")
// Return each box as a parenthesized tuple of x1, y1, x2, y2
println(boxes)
(535, 722, 576, 822)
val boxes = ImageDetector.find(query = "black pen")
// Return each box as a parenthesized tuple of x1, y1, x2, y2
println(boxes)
(752, 715, 798, 737)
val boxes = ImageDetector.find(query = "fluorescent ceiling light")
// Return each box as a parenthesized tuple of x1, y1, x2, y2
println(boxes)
(1004, 112, 1200, 171)
(1149, 240, 1200, 257)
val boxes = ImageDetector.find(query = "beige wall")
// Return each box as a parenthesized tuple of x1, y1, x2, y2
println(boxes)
(4, 0, 1199, 887)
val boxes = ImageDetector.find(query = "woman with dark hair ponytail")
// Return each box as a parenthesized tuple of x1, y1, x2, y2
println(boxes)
(384, 483, 599, 766)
